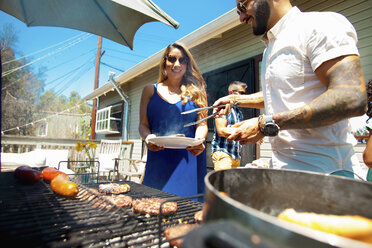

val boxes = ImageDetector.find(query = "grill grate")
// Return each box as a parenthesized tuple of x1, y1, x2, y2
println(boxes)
(0, 172, 203, 247)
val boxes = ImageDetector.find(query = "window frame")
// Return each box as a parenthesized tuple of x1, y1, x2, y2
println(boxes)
(95, 102, 123, 135)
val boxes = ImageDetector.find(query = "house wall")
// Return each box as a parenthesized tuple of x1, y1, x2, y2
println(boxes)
(97, 0, 372, 161)
(45, 114, 90, 139)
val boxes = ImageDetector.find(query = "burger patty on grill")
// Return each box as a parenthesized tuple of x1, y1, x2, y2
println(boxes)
(164, 224, 199, 248)
(92, 195, 133, 210)
(106, 195, 133, 208)
(132, 197, 177, 215)
(98, 183, 131, 194)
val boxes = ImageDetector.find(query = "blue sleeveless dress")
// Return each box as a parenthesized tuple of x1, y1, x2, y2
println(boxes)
(143, 85, 206, 199)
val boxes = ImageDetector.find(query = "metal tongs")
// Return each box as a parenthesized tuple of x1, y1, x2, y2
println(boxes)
(182, 102, 239, 127)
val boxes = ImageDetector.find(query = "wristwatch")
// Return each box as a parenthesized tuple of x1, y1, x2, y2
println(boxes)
(259, 114, 280, 136)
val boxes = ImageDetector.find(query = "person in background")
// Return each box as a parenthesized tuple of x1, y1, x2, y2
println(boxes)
(213, 0, 367, 176)
(211, 81, 247, 170)
(138, 42, 208, 198)
(363, 80, 372, 181)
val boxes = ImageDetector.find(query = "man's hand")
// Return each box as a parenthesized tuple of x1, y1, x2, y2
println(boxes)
(226, 118, 265, 145)
(212, 96, 233, 117)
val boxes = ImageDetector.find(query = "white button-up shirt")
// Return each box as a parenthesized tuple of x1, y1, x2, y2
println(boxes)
(261, 7, 360, 173)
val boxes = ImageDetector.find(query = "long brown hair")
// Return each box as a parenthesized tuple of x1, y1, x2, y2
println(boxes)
(367, 79, 372, 120)
(157, 42, 207, 109)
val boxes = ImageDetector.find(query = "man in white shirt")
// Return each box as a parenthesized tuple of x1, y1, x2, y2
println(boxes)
(213, 0, 367, 175)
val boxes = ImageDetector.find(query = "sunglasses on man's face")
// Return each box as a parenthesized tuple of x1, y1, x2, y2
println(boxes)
(167, 56, 188, 65)
(232, 90, 246, 95)
(237, 0, 249, 15)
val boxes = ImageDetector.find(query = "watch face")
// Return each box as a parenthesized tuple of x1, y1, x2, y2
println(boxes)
(264, 123, 279, 136)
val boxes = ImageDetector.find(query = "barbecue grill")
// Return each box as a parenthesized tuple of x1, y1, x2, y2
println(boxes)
(0, 171, 203, 247)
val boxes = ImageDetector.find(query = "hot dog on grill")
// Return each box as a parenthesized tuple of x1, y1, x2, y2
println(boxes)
(278, 208, 372, 244)
(164, 224, 199, 248)
(42, 167, 67, 181)
(14, 166, 42, 184)
(51, 174, 79, 197)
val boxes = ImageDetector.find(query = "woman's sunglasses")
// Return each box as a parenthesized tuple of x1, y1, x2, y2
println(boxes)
(237, 0, 249, 15)
(167, 56, 188, 65)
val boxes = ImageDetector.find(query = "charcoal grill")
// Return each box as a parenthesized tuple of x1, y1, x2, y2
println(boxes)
(0, 171, 203, 247)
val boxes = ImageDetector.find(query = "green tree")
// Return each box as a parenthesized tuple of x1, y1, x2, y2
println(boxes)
(1, 24, 90, 138)
(1, 24, 44, 135)
(37, 90, 91, 139)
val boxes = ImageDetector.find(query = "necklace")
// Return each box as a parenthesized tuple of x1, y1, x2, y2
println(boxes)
(164, 84, 181, 95)
(168, 87, 181, 95)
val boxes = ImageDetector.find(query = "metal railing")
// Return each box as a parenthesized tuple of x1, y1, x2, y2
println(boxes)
(1, 135, 134, 178)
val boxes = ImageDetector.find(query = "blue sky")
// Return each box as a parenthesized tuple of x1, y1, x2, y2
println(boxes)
(0, 0, 236, 99)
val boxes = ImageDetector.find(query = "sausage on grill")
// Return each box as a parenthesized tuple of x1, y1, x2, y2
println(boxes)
(164, 224, 199, 248)
(15, 166, 42, 184)
(194, 210, 203, 223)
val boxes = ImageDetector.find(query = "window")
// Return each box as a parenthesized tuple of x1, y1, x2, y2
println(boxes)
(96, 102, 123, 134)
(36, 120, 48, 137)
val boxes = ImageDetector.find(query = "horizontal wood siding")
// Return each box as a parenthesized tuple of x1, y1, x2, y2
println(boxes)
(294, 0, 372, 81)
(124, 68, 158, 158)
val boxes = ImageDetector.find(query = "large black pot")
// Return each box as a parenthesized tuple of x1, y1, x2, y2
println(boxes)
(185, 168, 372, 248)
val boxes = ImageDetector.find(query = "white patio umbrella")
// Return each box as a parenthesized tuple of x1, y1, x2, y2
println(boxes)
(0, 0, 179, 49)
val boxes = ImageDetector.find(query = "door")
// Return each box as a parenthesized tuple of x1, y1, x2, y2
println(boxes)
(203, 58, 258, 171)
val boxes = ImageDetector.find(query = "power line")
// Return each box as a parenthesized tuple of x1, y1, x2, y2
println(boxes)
(104, 54, 141, 64)
(2, 32, 87, 65)
(1, 101, 91, 134)
(45, 48, 96, 72)
(44, 55, 96, 88)
(55, 61, 95, 95)
(104, 48, 147, 58)
(1, 33, 93, 77)
(2, 48, 96, 90)
(100, 62, 125, 72)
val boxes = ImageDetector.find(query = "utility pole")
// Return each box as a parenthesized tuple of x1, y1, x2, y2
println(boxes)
(90, 36, 103, 140)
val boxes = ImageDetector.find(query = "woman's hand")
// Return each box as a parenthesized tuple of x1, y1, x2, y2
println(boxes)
(145, 134, 164, 151)
(186, 138, 205, 156)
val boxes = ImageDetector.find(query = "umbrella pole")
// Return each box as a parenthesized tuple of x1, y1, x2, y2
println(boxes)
(90, 36, 103, 140)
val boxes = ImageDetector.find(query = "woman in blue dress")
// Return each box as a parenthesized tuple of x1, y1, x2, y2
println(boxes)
(138, 42, 208, 199)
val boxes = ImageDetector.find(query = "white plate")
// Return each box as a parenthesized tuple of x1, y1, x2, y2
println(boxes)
(147, 136, 203, 149)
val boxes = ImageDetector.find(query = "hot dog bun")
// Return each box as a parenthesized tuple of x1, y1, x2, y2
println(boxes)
(278, 208, 372, 243)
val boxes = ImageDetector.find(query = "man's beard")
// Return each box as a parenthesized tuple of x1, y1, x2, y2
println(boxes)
(253, 0, 270, 35)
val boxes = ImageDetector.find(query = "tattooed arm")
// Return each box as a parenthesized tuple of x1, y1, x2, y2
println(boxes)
(273, 55, 367, 130)
(225, 55, 367, 145)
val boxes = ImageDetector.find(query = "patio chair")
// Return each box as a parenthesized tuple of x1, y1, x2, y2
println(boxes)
(98, 139, 123, 181)
(121, 148, 147, 184)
